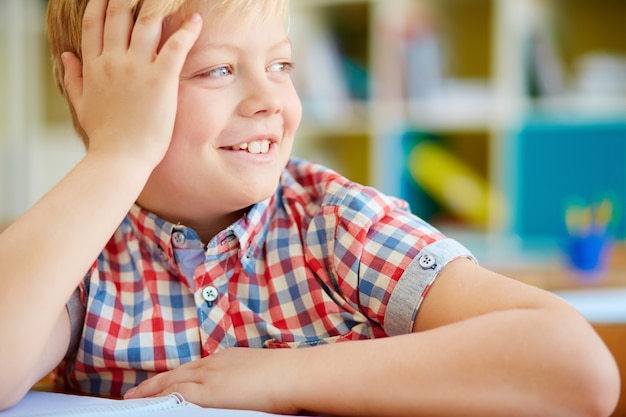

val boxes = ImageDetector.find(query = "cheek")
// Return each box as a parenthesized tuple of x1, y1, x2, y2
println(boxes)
(285, 89, 303, 130)
(173, 88, 197, 137)
(173, 89, 222, 141)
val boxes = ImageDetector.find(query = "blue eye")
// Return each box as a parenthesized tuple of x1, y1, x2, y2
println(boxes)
(267, 61, 295, 73)
(201, 65, 232, 78)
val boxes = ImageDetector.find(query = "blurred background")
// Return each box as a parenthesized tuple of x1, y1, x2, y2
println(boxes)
(1, 0, 626, 282)
(2, 1, 626, 412)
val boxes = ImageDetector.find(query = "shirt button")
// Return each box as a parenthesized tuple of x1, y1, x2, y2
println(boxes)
(172, 231, 186, 247)
(202, 286, 219, 303)
(418, 254, 437, 269)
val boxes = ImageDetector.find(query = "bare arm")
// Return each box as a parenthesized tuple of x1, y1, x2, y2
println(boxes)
(0, 151, 154, 408)
(290, 259, 621, 416)
(0, 0, 202, 408)
(128, 259, 620, 417)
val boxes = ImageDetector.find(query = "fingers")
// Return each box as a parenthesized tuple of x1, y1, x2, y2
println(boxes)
(82, 0, 134, 58)
(153, 382, 207, 406)
(128, 0, 167, 58)
(155, 13, 203, 74)
(127, 379, 214, 410)
(81, 0, 202, 65)
(101, 0, 134, 53)
(81, 0, 108, 59)
(124, 367, 203, 400)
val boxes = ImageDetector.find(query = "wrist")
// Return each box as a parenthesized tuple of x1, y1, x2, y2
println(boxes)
(84, 146, 158, 178)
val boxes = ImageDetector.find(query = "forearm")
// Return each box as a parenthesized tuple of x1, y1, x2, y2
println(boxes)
(289, 308, 619, 417)
(0, 151, 152, 394)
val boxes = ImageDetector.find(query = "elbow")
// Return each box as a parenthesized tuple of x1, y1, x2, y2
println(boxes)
(561, 328, 621, 417)
(576, 355, 620, 417)
(537, 308, 621, 417)
(0, 371, 36, 412)
(0, 388, 29, 413)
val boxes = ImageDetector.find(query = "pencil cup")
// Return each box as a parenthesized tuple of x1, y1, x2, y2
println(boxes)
(562, 232, 612, 278)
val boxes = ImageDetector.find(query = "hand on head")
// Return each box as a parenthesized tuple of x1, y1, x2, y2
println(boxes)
(61, 0, 202, 167)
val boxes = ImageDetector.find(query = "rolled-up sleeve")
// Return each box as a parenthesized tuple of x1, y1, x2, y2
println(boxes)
(384, 238, 476, 336)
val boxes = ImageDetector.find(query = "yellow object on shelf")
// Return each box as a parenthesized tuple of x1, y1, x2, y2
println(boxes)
(408, 141, 506, 228)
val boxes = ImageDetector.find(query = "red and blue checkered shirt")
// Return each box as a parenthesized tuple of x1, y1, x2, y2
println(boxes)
(58, 158, 474, 397)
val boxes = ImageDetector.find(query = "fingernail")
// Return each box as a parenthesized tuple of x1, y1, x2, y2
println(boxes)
(189, 13, 201, 23)
(125, 387, 137, 398)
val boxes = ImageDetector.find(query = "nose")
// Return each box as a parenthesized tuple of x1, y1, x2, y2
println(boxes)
(237, 74, 283, 117)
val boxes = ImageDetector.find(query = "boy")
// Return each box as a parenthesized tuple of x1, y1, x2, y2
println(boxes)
(0, 0, 620, 415)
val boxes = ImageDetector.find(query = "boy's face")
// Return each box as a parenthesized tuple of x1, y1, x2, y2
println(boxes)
(137, 4, 302, 228)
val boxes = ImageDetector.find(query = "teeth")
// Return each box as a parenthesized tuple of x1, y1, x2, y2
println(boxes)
(248, 141, 261, 154)
(233, 140, 271, 154)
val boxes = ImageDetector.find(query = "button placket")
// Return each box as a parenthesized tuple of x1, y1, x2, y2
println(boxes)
(158, 247, 169, 264)
(201, 285, 219, 307)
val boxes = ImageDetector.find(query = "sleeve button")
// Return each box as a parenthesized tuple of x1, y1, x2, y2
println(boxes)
(418, 254, 437, 269)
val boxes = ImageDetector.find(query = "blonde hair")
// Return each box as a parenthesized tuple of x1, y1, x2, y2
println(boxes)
(46, 0, 289, 145)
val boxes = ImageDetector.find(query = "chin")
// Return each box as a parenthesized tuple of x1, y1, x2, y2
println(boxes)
(246, 187, 277, 205)
(240, 178, 280, 204)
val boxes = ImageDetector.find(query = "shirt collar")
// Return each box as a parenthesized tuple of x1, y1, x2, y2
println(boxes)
(234, 194, 275, 273)
(125, 192, 277, 278)
(126, 204, 180, 277)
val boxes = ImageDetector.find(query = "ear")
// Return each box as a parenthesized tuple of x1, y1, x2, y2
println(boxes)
(61, 52, 84, 106)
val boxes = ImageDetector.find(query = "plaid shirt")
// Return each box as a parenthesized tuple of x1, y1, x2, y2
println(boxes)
(59, 158, 474, 397)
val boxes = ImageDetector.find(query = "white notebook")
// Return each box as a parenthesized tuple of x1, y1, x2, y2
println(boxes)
(1, 391, 285, 417)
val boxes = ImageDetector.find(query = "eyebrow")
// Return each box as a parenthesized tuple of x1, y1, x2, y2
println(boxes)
(194, 38, 292, 54)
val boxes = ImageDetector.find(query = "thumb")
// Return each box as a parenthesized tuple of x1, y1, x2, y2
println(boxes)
(61, 51, 83, 106)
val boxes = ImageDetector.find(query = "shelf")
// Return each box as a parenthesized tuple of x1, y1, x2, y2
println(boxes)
(1, 0, 625, 251)
(552, 0, 626, 70)
(290, 0, 626, 242)
(407, 93, 495, 132)
(531, 95, 626, 118)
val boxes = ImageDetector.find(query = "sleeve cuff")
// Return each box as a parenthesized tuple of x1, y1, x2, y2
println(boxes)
(384, 238, 476, 336)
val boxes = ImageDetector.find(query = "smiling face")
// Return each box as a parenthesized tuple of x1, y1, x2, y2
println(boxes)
(136, 1, 302, 238)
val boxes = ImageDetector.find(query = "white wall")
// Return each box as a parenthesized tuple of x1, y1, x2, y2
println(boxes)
(27, 129, 86, 206)
(0, 0, 84, 223)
